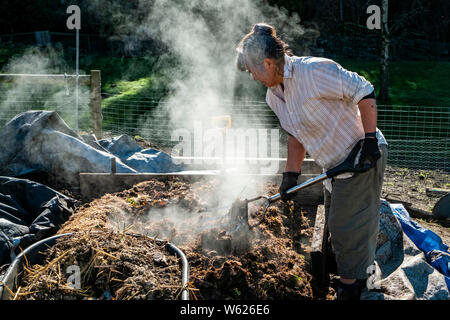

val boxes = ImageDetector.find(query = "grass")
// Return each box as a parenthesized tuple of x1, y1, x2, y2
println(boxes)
(99, 58, 450, 107)
(80, 54, 172, 100)
(81, 56, 450, 141)
(79, 54, 174, 131)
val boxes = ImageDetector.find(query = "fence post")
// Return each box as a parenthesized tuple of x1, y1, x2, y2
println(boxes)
(90, 70, 102, 139)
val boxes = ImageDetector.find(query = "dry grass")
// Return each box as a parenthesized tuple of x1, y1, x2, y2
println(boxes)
(15, 231, 183, 300)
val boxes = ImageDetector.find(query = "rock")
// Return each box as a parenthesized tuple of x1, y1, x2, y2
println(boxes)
(362, 200, 450, 300)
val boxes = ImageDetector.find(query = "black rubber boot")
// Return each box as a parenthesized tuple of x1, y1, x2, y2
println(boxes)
(335, 279, 366, 300)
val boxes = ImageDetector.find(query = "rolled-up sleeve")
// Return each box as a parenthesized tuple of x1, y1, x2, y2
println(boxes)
(311, 59, 374, 105)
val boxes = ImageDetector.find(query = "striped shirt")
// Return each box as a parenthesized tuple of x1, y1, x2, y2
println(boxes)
(266, 54, 386, 171)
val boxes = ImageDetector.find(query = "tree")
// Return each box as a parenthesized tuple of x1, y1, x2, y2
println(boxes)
(379, 0, 390, 102)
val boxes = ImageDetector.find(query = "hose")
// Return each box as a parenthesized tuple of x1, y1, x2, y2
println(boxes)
(165, 242, 190, 300)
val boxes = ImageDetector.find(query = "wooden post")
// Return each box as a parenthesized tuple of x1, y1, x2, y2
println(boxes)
(310, 205, 328, 285)
(90, 70, 102, 139)
(110, 157, 116, 174)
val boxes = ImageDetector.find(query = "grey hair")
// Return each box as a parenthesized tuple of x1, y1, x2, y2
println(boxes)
(236, 23, 290, 74)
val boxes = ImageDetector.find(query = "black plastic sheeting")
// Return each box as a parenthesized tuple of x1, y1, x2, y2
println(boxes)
(0, 176, 75, 267)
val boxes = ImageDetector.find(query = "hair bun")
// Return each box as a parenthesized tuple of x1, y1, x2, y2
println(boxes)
(252, 23, 276, 37)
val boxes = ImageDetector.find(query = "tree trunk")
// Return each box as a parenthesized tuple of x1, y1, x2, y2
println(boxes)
(379, 0, 390, 103)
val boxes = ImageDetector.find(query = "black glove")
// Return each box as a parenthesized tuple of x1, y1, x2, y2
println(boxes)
(357, 133, 381, 169)
(279, 171, 300, 202)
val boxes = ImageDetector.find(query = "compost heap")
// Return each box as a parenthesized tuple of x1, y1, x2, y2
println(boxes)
(20, 178, 315, 300)
(16, 231, 182, 300)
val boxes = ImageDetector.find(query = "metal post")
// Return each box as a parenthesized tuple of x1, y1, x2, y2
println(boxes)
(75, 28, 79, 133)
(67, 4, 81, 133)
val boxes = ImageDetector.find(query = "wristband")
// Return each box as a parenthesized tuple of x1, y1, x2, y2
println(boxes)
(283, 171, 301, 177)
(365, 132, 377, 138)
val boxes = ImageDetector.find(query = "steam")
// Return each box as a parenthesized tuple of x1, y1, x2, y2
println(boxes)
(85, 0, 319, 146)
(89, 0, 320, 245)
(0, 0, 320, 246)
(138, 0, 316, 122)
(0, 46, 90, 130)
(115, 177, 271, 248)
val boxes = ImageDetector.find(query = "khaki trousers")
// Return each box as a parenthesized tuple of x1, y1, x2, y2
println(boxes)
(324, 144, 387, 279)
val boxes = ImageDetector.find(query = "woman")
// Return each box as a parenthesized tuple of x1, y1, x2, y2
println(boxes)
(236, 23, 388, 300)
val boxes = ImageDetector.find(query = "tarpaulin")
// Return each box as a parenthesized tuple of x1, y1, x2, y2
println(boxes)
(0, 111, 184, 185)
(391, 203, 450, 290)
(0, 176, 75, 267)
(97, 134, 184, 173)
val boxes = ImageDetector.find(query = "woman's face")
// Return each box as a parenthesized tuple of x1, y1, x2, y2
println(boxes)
(248, 58, 283, 88)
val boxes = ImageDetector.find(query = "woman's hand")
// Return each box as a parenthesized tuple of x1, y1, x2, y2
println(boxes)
(279, 171, 300, 202)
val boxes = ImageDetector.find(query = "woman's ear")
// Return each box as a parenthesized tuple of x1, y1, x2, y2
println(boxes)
(263, 58, 274, 71)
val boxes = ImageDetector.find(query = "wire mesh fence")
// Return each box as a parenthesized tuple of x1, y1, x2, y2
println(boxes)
(0, 82, 92, 131)
(0, 85, 448, 171)
(101, 95, 280, 144)
(101, 96, 450, 171)
(377, 105, 449, 171)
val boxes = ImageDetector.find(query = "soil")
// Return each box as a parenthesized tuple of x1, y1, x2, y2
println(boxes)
(32, 178, 315, 300)
(12, 160, 450, 300)
(381, 165, 450, 246)
(382, 166, 449, 213)
(16, 231, 182, 300)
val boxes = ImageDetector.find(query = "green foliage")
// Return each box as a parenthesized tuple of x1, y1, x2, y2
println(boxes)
(81, 54, 171, 95)
(80, 53, 175, 132)
(338, 60, 450, 107)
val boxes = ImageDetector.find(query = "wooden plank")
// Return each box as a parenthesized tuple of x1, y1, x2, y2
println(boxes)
(384, 196, 449, 222)
(172, 157, 322, 174)
(426, 188, 449, 198)
(310, 205, 328, 285)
